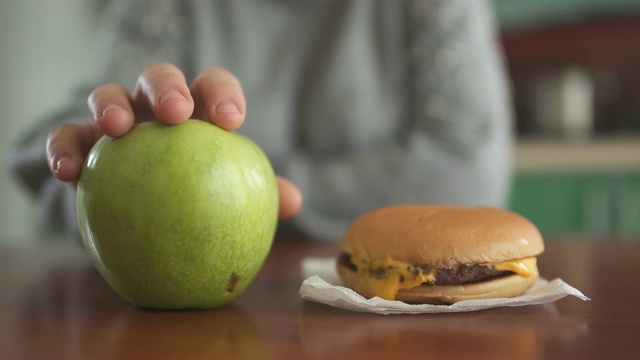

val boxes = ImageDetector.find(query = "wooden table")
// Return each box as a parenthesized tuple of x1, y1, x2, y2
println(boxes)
(1, 236, 639, 359)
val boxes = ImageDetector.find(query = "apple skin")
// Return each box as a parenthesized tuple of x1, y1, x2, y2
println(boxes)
(76, 120, 278, 309)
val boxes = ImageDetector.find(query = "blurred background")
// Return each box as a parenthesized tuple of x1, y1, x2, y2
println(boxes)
(0, 0, 101, 244)
(1, 0, 639, 242)
(495, 0, 640, 238)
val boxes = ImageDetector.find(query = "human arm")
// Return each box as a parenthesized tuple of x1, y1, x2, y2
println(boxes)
(10, 1, 301, 240)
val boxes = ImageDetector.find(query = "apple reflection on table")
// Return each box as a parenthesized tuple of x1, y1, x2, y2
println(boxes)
(8, 259, 272, 359)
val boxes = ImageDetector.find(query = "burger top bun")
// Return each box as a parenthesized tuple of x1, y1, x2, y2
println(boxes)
(341, 205, 544, 268)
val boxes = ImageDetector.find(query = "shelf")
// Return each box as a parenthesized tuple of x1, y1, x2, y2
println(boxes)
(515, 137, 640, 173)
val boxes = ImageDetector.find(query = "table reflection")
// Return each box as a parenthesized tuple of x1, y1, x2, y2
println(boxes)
(298, 302, 589, 359)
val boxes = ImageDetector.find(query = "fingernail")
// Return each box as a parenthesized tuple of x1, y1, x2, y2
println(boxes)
(55, 157, 68, 175)
(159, 89, 186, 105)
(215, 100, 240, 114)
(101, 103, 125, 117)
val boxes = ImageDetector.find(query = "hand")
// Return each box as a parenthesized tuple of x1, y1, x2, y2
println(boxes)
(46, 62, 302, 220)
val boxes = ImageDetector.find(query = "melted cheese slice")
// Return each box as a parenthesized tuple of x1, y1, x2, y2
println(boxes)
(351, 255, 435, 301)
(492, 257, 537, 278)
(350, 255, 537, 301)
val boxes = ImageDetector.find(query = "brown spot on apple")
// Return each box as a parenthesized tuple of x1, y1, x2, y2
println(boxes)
(226, 272, 240, 293)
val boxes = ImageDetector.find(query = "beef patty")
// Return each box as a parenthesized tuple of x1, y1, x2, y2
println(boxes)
(339, 253, 510, 286)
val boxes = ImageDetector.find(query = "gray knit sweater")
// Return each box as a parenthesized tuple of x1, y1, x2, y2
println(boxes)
(10, 0, 513, 242)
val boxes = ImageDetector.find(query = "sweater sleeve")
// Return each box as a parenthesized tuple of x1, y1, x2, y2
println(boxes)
(9, 0, 195, 240)
(286, 0, 514, 241)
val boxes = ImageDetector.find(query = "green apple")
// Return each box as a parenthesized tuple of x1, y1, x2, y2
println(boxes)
(76, 119, 278, 309)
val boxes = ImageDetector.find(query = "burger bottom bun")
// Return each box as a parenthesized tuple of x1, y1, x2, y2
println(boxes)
(337, 262, 539, 305)
(397, 267, 539, 304)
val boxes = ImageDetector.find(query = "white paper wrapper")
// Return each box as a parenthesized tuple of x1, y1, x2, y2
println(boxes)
(299, 257, 590, 315)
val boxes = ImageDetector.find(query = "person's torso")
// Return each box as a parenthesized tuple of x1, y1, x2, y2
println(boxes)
(190, 0, 408, 172)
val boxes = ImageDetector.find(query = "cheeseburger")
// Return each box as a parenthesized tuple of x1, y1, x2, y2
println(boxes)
(337, 205, 544, 304)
